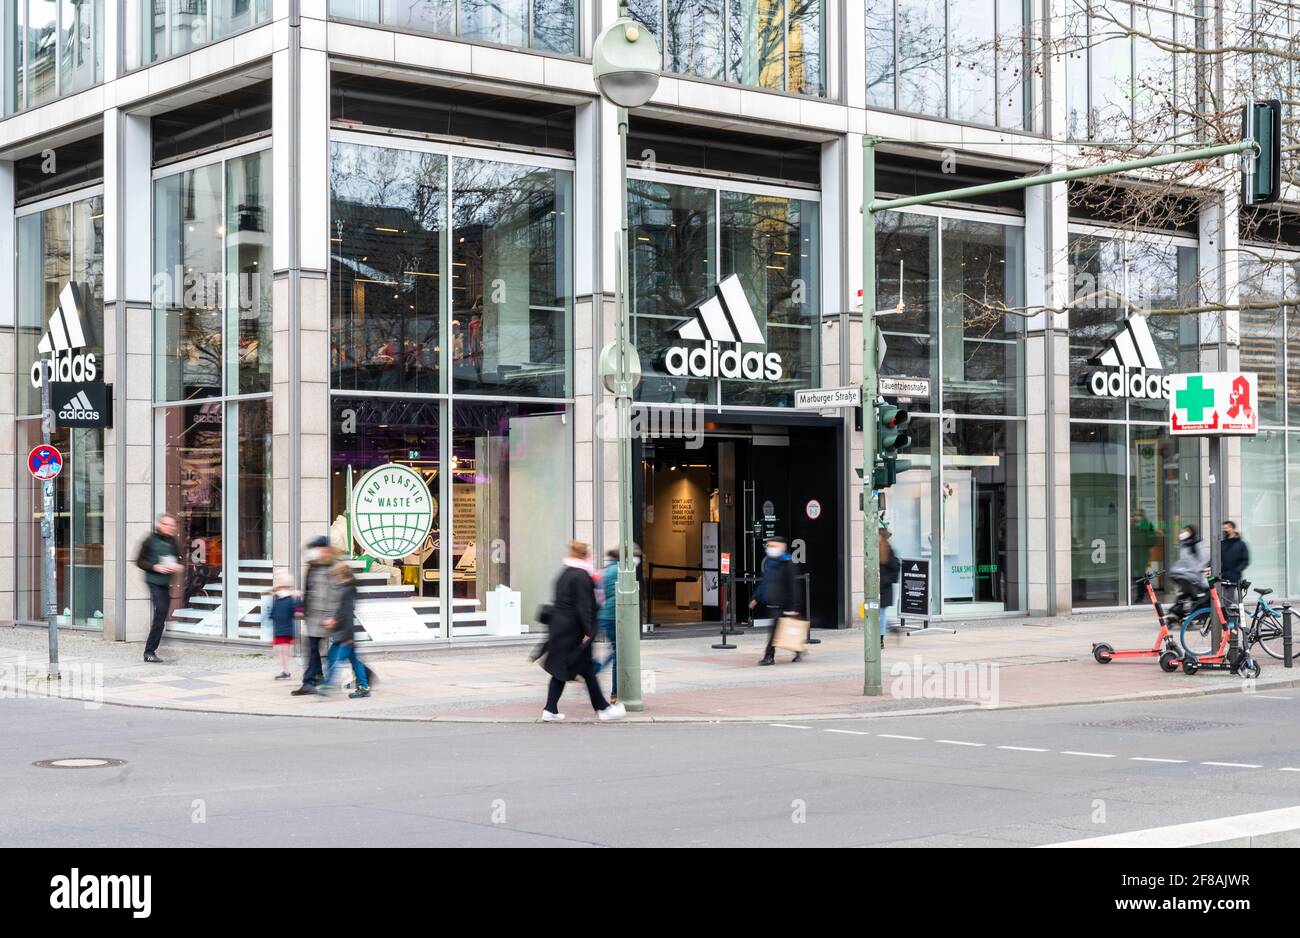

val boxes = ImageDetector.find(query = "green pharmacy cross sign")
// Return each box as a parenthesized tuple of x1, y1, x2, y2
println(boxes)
(1175, 376, 1215, 422)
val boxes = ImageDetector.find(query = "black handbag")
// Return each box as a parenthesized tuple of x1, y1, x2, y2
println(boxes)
(536, 603, 555, 625)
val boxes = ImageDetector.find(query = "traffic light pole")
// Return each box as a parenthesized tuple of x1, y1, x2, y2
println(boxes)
(860, 134, 1259, 697)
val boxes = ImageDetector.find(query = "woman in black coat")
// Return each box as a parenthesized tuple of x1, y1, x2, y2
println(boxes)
(540, 541, 624, 722)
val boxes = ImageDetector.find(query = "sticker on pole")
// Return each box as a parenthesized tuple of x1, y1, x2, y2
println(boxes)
(1169, 372, 1259, 436)
(27, 445, 63, 481)
(805, 499, 822, 519)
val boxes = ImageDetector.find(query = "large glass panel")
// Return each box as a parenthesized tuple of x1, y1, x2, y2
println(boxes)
(16, 422, 71, 624)
(154, 163, 225, 402)
(6, 0, 24, 113)
(330, 142, 446, 394)
(1067, 234, 1126, 420)
(1064, 0, 1089, 138)
(26, 0, 58, 108)
(460, 0, 528, 47)
(664, 0, 724, 81)
(330, 397, 442, 625)
(332, 0, 381, 21)
(160, 402, 226, 636)
(1239, 255, 1286, 427)
(1289, 431, 1300, 595)
(940, 419, 1025, 612)
(629, 179, 716, 405)
(996, 0, 1026, 129)
(70, 427, 105, 626)
(1070, 421, 1125, 606)
(17, 204, 71, 417)
(876, 211, 938, 413)
(451, 400, 570, 636)
(787, 0, 822, 96)
(1128, 427, 1200, 602)
(234, 398, 272, 637)
(451, 158, 571, 398)
(1241, 430, 1286, 593)
(1126, 240, 1197, 421)
(729, 0, 785, 91)
(1288, 264, 1300, 426)
(60, 0, 96, 94)
(1132, 5, 1174, 132)
(865, 0, 895, 107)
(1090, 0, 1133, 141)
(226, 150, 273, 395)
(897, 0, 945, 116)
(940, 217, 1024, 416)
(532, 0, 578, 54)
(719, 191, 818, 407)
(215, 0, 265, 41)
(949, 0, 995, 125)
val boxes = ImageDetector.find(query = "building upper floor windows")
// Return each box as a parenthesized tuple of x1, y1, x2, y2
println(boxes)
(627, 0, 824, 97)
(139, 0, 272, 64)
(866, 0, 1030, 130)
(330, 0, 578, 55)
(4, 0, 104, 115)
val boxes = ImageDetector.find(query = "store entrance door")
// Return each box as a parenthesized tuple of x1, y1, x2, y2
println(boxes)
(637, 420, 841, 630)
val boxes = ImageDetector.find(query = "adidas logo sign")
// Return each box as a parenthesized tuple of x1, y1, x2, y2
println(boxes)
(663, 274, 783, 381)
(57, 390, 100, 423)
(1086, 315, 1173, 400)
(29, 283, 98, 389)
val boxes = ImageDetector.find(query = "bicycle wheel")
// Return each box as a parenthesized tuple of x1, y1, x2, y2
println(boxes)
(1179, 608, 1219, 658)
(1255, 612, 1289, 661)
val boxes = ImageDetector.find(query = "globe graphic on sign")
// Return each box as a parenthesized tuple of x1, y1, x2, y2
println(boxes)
(351, 464, 434, 560)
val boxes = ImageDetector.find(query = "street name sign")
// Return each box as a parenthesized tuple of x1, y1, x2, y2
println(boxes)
(879, 376, 931, 399)
(794, 386, 861, 409)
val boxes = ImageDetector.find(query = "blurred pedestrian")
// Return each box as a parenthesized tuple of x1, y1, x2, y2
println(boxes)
(539, 541, 625, 722)
(135, 513, 182, 664)
(318, 561, 370, 699)
(751, 535, 802, 666)
(267, 570, 298, 680)
(291, 537, 335, 696)
(879, 527, 901, 648)
(1169, 523, 1210, 619)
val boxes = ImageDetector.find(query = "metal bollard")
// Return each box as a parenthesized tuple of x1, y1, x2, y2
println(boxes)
(803, 572, 820, 644)
(1284, 603, 1293, 669)
(712, 573, 735, 650)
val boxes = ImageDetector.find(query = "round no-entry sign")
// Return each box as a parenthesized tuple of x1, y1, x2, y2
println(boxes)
(28, 445, 63, 482)
(806, 499, 822, 520)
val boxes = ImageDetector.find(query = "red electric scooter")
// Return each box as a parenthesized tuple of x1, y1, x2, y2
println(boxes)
(1180, 579, 1262, 678)
(1091, 572, 1183, 672)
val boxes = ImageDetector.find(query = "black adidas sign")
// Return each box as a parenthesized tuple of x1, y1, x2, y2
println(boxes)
(50, 382, 112, 429)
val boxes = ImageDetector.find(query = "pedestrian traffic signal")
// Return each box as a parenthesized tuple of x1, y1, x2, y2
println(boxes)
(872, 402, 913, 489)
(1243, 99, 1283, 206)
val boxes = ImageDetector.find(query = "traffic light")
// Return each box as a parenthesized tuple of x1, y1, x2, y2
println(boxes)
(1243, 99, 1283, 206)
(872, 401, 913, 489)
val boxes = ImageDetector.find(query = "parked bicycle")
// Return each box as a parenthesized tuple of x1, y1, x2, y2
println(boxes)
(1180, 578, 1287, 661)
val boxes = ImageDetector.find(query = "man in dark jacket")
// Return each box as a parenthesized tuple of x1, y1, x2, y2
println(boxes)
(1220, 521, 1250, 587)
(751, 535, 802, 666)
(291, 536, 336, 696)
(135, 513, 182, 663)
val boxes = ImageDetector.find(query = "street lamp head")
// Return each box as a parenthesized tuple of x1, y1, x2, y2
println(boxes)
(592, 17, 660, 109)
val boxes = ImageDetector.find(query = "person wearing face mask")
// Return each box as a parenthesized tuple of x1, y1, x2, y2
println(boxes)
(752, 535, 803, 666)
(291, 536, 337, 697)
(595, 543, 641, 703)
(1168, 524, 1211, 621)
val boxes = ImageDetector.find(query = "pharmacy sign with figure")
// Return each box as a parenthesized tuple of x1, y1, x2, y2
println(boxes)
(1169, 372, 1259, 436)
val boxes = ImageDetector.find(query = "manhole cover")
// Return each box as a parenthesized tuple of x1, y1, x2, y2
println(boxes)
(33, 758, 127, 769)
(1078, 717, 1241, 734)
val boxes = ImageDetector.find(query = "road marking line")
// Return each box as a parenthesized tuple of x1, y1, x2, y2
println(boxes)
(878, 733, 923, 740)
(998, 746, 1049, 752)
(1279, 767, 1300, 772)
(1251, 695, 1292, 700)
(1060, 751, 1116, 758)
(1201, 761, 1263, 769)
(824, 728, 870, 736)
(769, 724, 812, 730)
(1130, 757, 1187, 763)
(936, 739, 985, 747)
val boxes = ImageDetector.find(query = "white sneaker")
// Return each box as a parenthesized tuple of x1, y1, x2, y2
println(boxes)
(541, 710, 565, 722)
(598, 702, 626, 721)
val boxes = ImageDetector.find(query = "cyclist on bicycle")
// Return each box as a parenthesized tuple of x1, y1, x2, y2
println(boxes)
(1167, 524, 1210, 622)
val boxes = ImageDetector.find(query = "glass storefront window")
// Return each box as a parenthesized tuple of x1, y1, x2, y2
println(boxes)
(227, 150, 273, 395)
(141, 0, 272, 65)
(331, 0, 578, 54)
(1070, 422, 1125, 607)
(1239, 255, 1287, 427)
(451, 158, 572, 399)
(331, 142, 446, 395)
(628, 178, 820, 408)
(159, 402, 225, 636)
(6, 0, 103, 115)
(1127, 428, 1200, 603)
(1067, 235, 1126, 421)
(876, 211, 938, 413)
(868, 0, 1029, 130)
(629, 1, 824, 96)
(1241, 430, 1286, 594)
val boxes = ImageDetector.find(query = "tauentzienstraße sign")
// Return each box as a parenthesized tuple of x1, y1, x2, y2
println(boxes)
(1169, 372, 1259, 436)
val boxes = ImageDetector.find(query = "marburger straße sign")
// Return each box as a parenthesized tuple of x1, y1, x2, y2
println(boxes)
(1169, 372, 1259, 436)
(794, 386, 861, 409)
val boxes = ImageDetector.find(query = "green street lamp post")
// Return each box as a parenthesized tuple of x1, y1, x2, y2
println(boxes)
(593, 3, 660, 712)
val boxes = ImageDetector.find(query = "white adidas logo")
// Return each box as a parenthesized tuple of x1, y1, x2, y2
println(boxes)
(38, 283, 88, 354)
(1089, 314, 1162, 370)
(57, 389, 99, 422)
(665, 274, 783, 381)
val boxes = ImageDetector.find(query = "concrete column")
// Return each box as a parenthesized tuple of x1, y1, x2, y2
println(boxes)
(0, 160, 13, 624)
(102, 110, 154, 643)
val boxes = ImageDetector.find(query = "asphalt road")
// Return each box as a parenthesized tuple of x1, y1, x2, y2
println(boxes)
(4, 691, 1300, 847)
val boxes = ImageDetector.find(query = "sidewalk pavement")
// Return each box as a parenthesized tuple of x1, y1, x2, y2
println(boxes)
(2, 611, 1297, 722)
